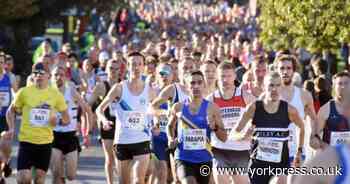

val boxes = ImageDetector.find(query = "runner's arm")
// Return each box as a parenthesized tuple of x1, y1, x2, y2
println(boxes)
(167, 102, 180, 142)
(302, 90, 319, 135)
(5, 103, 16, 132)
(96, 83, 121, 123)
(151, 84, 175, 116)
(210, 103, 227, 142)
(72, 88, 93, 134)
(289, 105, 305, 153)
(234, 102, 256, 133)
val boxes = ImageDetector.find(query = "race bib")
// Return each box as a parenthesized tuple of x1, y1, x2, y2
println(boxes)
(183, 129, 206, 150)
(123, 111, 145, 131)
(256, 139, 283, 163)
(0, 92, 9, 107)
(330, 131, 350, 146)
(29, 108, 50, 127)
(158, 115, 168, 132)
(223, 117, 238, 133)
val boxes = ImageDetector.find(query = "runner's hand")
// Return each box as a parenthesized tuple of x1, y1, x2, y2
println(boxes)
(1, 130, 14, 140)
(83, 135, 90, 148)
(102, 121, 113, 131)
(168, 139, 178, 149)
(293, 152, 302, 167)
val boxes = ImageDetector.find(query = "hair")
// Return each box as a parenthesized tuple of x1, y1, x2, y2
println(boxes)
(203, 60, 217, 67)
(312, 57, 328, 74)
(127, 51, 145, 63)
(251, 55, 267, 69)
(5, 54, 13, 62)
(189, 70, 204, 79)
(333, 71, 350, 81)
(145, 55, 158, 65)
(67, 53, 78, 60)
(264, 71, 281, 84)
(217, 61, 235, 71)
(314, 76, 329, 92)
(192, 51, 202, 57)
(303, 80, 315, 94)
(274, 54, 298, 71)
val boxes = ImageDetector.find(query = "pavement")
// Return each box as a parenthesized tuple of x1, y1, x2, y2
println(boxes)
(6, 131, 111, 184)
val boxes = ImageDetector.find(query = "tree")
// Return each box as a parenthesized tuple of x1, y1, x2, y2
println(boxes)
(258, 0, 350, 53)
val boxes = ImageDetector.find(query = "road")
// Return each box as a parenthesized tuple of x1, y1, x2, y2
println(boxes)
(6, 133, 111, 184)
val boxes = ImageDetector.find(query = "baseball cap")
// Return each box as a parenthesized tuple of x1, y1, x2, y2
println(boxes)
(32, 62, 48, 74)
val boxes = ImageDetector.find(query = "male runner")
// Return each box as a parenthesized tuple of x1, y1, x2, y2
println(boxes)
(313, 71, 350, 147)
(50, 66, 91, 184)
(6, 63, 70, 184)
(96, 52, 157, 184)
(167, 70, 227, 184)
(275, 55, 318, 162)
(150, 63, 173, 184)
(207, 62, 255, 184)
(232, 72, 305, 184)
(0, 53, 17, 181)
(200, 60, 217, 97)
(151, 56, 195, 183)
(88, 59, 121, 184)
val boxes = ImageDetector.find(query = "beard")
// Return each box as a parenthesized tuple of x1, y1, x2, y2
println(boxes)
(282, 78, 293, 86)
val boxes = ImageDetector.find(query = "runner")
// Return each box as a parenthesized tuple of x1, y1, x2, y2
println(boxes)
(313, 71, 350, 147)
(151, 56, 195, 183)
(167, 70, 227, 184)
(96, 51, 110, 82)
(6, 62, 70, 184)
(293, 85, 350, 184)
(50, 66, 91, 184)
(231, 72, 305, 184)
(275, 55, 318, 162)
(149, 63, 173, 184)
(96, 52, 157, 184)
(200, 60, 217, 97)
(247, 56, 267, 97)
(0, 53, 17, 181)
(88, 59, 121, 184)
(207, 62, 255, 184)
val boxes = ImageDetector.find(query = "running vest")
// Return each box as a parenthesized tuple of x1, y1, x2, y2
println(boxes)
(323, 100, 350, 146)
(286, 87, 309, 158)
(114, 81, 151, 144)
(54, 85, 78, 132)
(175, 99, 212, 163)
(152, 86, 169, 142)
(335, 144, 350, 184)
(173, 83, 189, 104)
(96, 67, 107, 82)
(251, 101, 290, 163)
(211, 88, 249, 150)
(0, 74, 11, 117)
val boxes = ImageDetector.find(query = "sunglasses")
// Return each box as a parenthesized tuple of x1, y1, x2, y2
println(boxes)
(33, 70, 46, 76)
(159, 71, 170, 76)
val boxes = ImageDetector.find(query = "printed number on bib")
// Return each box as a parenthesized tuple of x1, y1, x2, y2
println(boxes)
(183, 129, 206, 150)
(256, 139, 283, 163)
(30, 108, 50, 127)
(0, 92, 9, 107)
(330, 131, 350, 146)
(124, 111, 145, 130)
(159, 115, 168, 132)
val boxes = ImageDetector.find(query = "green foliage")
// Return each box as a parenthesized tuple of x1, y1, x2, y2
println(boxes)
(258, 0, 350, 52)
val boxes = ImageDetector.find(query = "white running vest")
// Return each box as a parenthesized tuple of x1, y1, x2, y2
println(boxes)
(286, 87, 313, 159)
(54, 85, 78, 132)
(114, 81, 151, 144)
(173, 83, 189, 104)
